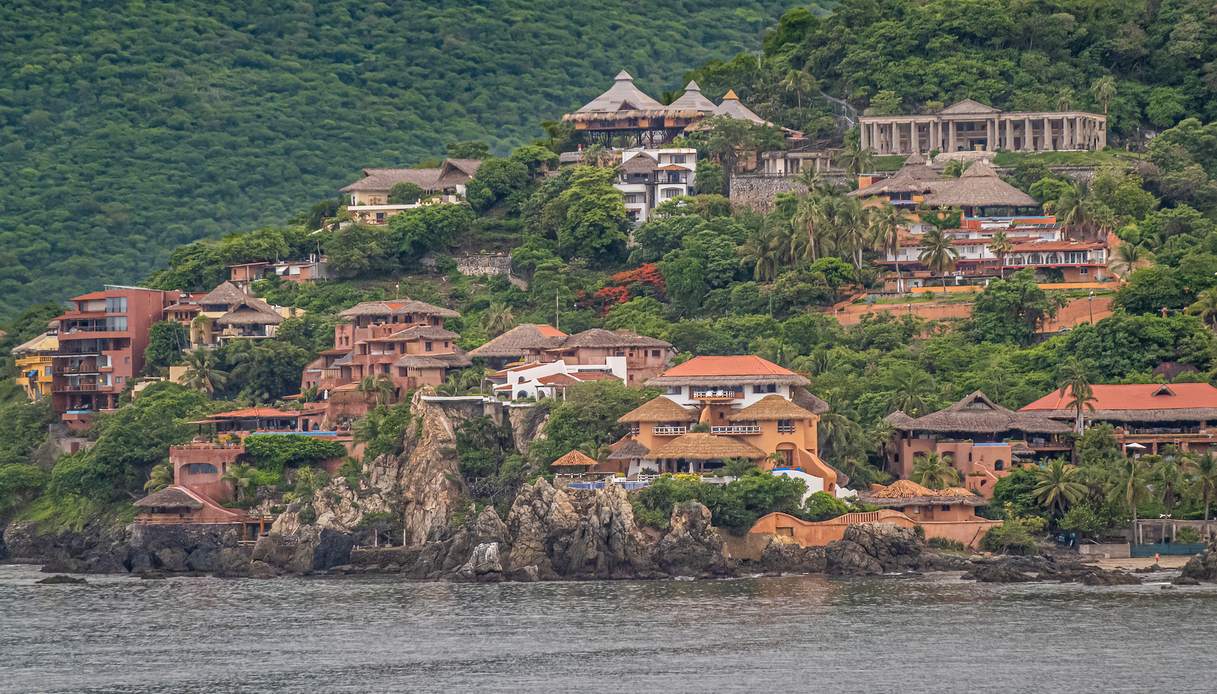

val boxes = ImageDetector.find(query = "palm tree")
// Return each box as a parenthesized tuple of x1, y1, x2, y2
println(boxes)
(222, 463, 257, 504)
(917, 226, 959, 293)
(987, 229, 1014, 280)
(1055, 87, 1075, 111)
(885, 365, 935, 416)
(1151, 456, 1186, 516)
(482, 302, 515, 337)
(740, 226, 781, 282)
(1058, 358, 1095, 434)
(358, 374, 396, 406)
(868, 204, 909, 292)
(779, 68, 817, 109)
(436, 368, 485, 396)
(1032, 459, 1088, 518)
(794, 195, 825, 263)
(144, 463, 173, 492)
(1107, 455, 1150, 529)
(1107, 242, 1151, 279)
(911, 453, 960, 490)
(1091, 76, 1117, 115)
(838, 136, 874, 180)
(1186, 287, 1217, 328)
(182, 348, 228, 396)
(1185, 452, 1217, 521)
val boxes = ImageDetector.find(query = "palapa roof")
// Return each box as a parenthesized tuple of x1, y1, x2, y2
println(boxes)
(715, 89, 767, 125)
(468, 324, 567, 358)
(666, 80, 718, 112)
(618, 395, 698, 423)
(434, 159, 482, 187)
(338, 299, 460, 319)
(395, 350, 472, 369)
(215, 303, 284, 326)
(373, 325, 459, 342)
(607, 437, 651, 460)
(134, 486, 204, 510)
(861, 480, 986, 508)
(551, 450, 598, 468)
(11, 332, 57, 355)
(1020, 383, 1217, 423)
(199, 281, 249, 307)
(647, 355, 809, 387)
(888, 391, 1071, 435)
(727, 394, 816, 421)
(922, 161, 1037, 208)
(340, 167, 442, 193)
(648, 432, 766, 460)
(575, 70, 665, 113)
(619, 152, 659, 174)
(552, 328, 672, 350)
(791, 386, 831, 415)
(849, 158, 938, 198)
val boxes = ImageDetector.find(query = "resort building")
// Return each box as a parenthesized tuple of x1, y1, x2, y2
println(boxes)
(1020, 383, 1217, 455)
(171, 281, 291, 346)
(885, 391, 1073, 498)
(52, 286, 174, 428)
(851, 158, 1041, 220)
(469, 325, 674, 386)
(228, 256, 330, 289)
(12, 330, 57, 401)
(562, 72, 800, 147)
(858, 99, 1107, 155)
(489, 358, 625, 401)
(615, 148, 698, 224)
(610, 355, 842, 493)
(341, 159, 482, 225)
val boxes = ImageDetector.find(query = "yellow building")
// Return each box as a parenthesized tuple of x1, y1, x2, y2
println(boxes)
(12, 332, 57, 401)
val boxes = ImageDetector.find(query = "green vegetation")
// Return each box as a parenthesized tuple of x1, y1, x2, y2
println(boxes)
(242, 434, 346, 476)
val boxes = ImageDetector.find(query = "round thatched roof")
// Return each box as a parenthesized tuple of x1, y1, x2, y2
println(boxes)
(727, 395, 816, 421)
(617, 396, 697, 423)
(648, 433, 766, 460)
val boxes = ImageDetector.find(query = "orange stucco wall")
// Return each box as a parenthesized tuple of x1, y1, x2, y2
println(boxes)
(750, 510, 1002, 549)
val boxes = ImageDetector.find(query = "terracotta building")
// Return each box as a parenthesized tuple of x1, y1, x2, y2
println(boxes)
(1020, 383, 1217, 455)
(52, 286, 174, 429)
(609, 355, 841, 494)
(885, 391, 1072, 498)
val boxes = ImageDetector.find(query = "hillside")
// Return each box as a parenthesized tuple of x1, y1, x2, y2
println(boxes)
(0, 0, 816, 319)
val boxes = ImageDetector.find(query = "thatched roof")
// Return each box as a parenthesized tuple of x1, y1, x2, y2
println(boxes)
(849, 160, 938, 197)
(395, 350, 472, 369)
(791, 386, 831, 415)
(607, 437, 650, 460)
(667, 80, 717, 112)
(376, 325, 459, 341)
(134, 487, 203, 510)
(215, 304, 284, 326)
(727, 395, 816, 421)
(648, 433, 766, 460)
(923, 161, 1037, 208)
(553, 328, 672, 350)
(468, 324, 567, 358)
(434, 159, 483, 187)
(889, 391, 1071, 435)
(715, 89, 767, 125)
(618, 396, 697, 423)
(199, 281, 248, 307)
(551, 450, 598, 468)
(574, 70, 665, 113)
(338, 300, 460, 319)
(619, 152, 659, 174)
(861, 480, 986, 508)
(340, 167, 442, 193)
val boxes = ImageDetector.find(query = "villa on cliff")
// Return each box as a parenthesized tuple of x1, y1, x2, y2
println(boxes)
(608, 355, 842, 494)
(885, 391, 1073, 498)
(12, 329, 57, 401)
(227, 256, 330, 288)
(469, 324, 674, 387)
(341, 159, 482, 225)
(166, 281, 294, 347)
(859, 98, 1106, 155)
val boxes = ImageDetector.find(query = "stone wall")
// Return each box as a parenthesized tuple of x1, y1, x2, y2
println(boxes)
(421, 253, 512, 277)
(730, 174, 848, 212)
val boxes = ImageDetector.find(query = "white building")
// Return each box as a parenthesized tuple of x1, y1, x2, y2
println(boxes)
(615, 148, 697, 224)
(490, 357, 627, 401)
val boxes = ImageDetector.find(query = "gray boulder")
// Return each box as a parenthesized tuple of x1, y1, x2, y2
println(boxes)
(1180, 541, 1217, 582)
(655, 501, 728, 577)
(826, 523, 923, 576)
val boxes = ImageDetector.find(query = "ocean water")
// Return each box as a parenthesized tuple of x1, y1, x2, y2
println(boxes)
(1, 563, 1214, 693)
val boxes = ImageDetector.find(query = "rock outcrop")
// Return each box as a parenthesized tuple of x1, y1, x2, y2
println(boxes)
(1180, 540, 1217, 582)
(398, 392, 482, 545)
(826, 523, 923, 576)
(503, 478, 580, 579)
(252, 524, 353, 575)
(654, 501, 728, 577)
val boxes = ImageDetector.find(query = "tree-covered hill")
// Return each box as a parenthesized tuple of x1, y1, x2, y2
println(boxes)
(0, 0, 816, 319)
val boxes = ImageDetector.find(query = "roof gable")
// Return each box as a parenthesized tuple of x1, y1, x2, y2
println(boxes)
(940, 98, 1000, 115)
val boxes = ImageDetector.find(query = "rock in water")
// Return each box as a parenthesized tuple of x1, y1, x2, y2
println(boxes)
(458, 542, 504, 582)
(655, 501, 728, 577)
(36, 575, 87, 585)
(559, 484, 654, 579)
(504, 478, 579, 580)
(757, 536, 827, 574)
(826, 523, 923, 576)
(1180, 540, 1217, 582)
(399, 392, 482, 545)
(253, 526, 353, 574)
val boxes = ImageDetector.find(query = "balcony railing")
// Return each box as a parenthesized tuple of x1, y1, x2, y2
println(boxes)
(777, 425, 797, 434)
(710, 425, 760, 435)
(692, 389, 741, 400)
(652, 425, 688, 436)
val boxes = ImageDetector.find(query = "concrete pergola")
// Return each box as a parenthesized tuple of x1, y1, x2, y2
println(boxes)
(859, 99, 1106, 155)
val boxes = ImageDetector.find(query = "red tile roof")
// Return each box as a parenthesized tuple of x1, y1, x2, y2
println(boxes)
(70, 290, 115, 301)
(1021, 383, 1217, 412)
(660, 355, 796, 378)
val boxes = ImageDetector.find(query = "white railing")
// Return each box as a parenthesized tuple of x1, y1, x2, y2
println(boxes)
(710, 425, 760, 435)
(652, 425, 688, 436)
(692, 389, 738, 399)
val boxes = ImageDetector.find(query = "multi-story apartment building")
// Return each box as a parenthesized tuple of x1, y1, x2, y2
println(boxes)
(615, 148, 697, 224)
(12, 330, 57, 401)
(52, 286, 173, 428)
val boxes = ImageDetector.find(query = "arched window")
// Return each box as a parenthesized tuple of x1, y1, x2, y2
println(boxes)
(994, 460, 1005, 471)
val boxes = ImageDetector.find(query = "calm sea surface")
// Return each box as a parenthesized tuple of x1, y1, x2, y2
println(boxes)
(1, 563, 1215, 693)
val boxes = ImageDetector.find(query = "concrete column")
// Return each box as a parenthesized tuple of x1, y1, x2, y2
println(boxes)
(1099, 119, 1106, 149)
(1005, 118, 1014, 151)
(932, 121, 940, 151)
(1044, 116, 1053, 150)
(893, 121, 903, 154)
(1024, 117, 1032, 151)
(985, 119, 995, 151)
(860, 121, 870, 150)
(1062, 117, 1071, 150)
(911, 121, 920, 154)
(948, 120, 956, 152)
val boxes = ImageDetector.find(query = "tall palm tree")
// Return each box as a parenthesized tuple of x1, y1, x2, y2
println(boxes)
(481, 302, 516, 337)
(794, 195, 825, 263)
(1091, 76, 1117, 115)
(838, 137, 874, 181)
(144, 463, 173, 492)
(987, 229, 1014, 280)
(740, 226, 781, 282)
(1186, 287, 1217, 328)
(1058, 358, 1095, 434)
(221, 463, 257, 504)
(1185, 452, 1217, 521)
(779, 68, 817, 109)
(1151, 456, 1186, 516)
(1033, 459, 1088, 518)
(1055, 87, 1075, 111)
(885, 364, 935, 416)
(182, 348, 228, 396)
(911, 452, 961, 490)
(1107, 242, 1151, 279)
(359, 373, 396, 406)
(869, 204, 909, 292)
(917, 226, 959, 293)
(1107, 455, 1150, 529)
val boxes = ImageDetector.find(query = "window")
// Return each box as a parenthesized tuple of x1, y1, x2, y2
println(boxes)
(105, 297, 127, 313)
(666, 386, 681, 395)
(941, 505, 951, 512)
(425, 341, 433, 352)
(105, 316, 127, 331)
(994, 460, 1005, 471)
(777, 419, 795, 433)
(650, 350, 660, 357)
(375, 212, 385, 223)
(662, 188, 681, 199)
(629, 423, 640, 435)
(671, 154, 686, 164)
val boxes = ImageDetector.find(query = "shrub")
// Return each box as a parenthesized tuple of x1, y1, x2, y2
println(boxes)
(0, 463, 48, 512)
(242, 434, 346, 475)
(1176, 527, 1203, 544)
(801, 491, 850, 521)
(927, 537, 966, 552)
(980, 516, 1046, 556)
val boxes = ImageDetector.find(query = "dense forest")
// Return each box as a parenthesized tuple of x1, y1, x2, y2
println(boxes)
(0, 0, 819, 318)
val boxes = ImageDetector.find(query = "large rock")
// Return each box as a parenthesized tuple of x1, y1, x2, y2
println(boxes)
(556, 484, 654, 579)
(655, 501, 728, 577)
(826, 523, 923, 576)
(458, 542, 504, 582)
(504, 479, 579, 579)
(1180, 541, 1217, 582)
(5, 519, 132, 574)
(127, 523, 249, 576)
(252, 525, 353, 574)
(399, 391, 479, 545)
(757, 536, 828, 574)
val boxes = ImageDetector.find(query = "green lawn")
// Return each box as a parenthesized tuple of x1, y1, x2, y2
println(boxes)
(992, 149, 1145, 167)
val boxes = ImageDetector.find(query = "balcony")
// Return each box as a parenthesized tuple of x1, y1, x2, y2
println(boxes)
(55, 383, 100, 393)
(652, 426, 688, 436)
(692, 389, 742, 401)
(710, 425, 760, 435)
